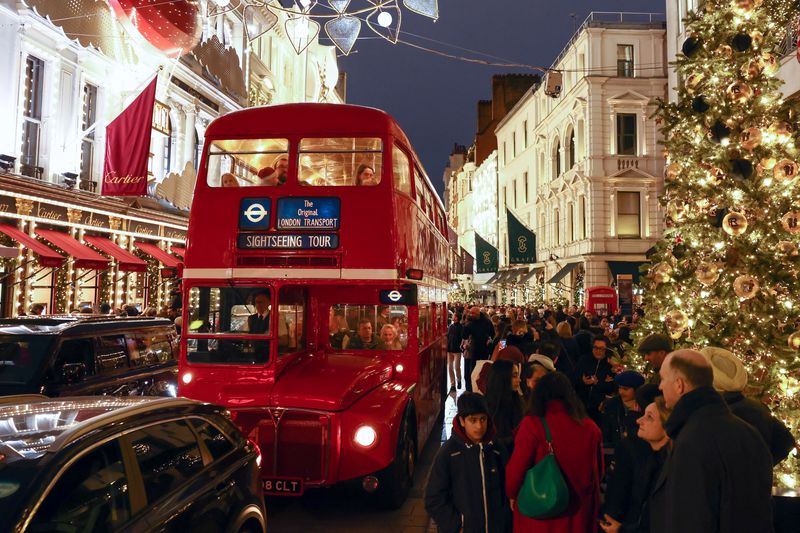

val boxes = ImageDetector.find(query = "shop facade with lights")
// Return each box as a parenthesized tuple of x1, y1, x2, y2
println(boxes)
(0, 1, 343, 196)
(494, 12, 668, 306)
(0, 173, 187, 315)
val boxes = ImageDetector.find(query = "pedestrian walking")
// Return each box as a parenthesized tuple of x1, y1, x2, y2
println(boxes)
(446, 313, 465, 391)
(506, 372, 604, 532)
(425, 392, 510, 533)
(659, 349, 774, 533)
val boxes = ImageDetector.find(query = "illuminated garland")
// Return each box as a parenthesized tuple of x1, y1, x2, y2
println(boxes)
(635, 0, 800, 489)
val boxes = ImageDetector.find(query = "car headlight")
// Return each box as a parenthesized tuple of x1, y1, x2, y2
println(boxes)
(353, 425, 378, 448)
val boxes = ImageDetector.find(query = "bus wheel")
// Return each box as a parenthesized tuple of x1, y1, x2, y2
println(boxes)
(374, 408, 416, 509)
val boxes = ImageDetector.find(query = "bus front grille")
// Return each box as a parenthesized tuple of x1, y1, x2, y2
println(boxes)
(246, 408, 331, 484)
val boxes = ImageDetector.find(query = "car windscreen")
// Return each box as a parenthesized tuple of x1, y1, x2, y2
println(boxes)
(0, 335, 54, 385)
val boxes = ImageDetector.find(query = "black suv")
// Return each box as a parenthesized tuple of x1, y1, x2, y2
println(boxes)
(0, 396, 267, 532)
(0, 316, 178, 397)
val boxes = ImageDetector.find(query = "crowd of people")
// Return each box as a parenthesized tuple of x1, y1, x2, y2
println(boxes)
(426, 303, 797, 533)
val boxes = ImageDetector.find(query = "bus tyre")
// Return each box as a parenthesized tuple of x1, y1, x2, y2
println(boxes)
(374, 408, 416, 509)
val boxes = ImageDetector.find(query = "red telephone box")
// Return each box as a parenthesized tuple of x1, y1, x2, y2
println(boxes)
(586, 286, 618, 315)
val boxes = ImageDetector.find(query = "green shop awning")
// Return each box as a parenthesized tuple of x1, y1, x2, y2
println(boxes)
(548, 262, 580, 285)
(608, 261, 646, 284)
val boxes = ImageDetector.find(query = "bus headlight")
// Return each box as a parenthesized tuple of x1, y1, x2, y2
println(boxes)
(353, 425, 378, 448)
(181, 372, 193, 385)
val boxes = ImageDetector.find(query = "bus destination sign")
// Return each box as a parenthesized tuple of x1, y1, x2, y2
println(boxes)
(237, 233, 340, 250)
(276, 197, 340, 230)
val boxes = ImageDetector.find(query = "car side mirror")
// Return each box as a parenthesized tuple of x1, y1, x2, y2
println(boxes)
(61, 362, 86, 383)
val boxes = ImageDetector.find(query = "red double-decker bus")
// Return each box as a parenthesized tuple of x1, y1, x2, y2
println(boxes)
(178, 104, 449, 506)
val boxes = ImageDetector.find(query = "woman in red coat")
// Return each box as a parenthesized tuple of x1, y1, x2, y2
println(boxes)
(506, 371, 604, 532)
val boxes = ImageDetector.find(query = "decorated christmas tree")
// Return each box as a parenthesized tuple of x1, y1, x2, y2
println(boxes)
(639, 0, 799, 488)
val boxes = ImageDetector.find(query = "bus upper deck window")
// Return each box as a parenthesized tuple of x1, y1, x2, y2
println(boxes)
(206, 138, 289, 187)
(298, 137, 382, 186)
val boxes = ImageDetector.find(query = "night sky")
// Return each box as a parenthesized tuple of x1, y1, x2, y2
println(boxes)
(337, 0, 665, 198)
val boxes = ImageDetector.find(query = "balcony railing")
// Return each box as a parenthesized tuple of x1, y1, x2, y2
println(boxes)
(617, 157, 641, 170)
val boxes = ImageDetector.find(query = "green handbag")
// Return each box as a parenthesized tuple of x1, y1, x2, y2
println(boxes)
(517, 416, 570, 519)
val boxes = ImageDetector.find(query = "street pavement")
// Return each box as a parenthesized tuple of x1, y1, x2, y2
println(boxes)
(266, 366, 462, 533)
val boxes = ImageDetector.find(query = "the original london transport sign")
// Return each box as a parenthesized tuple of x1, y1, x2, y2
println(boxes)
(237, 196, 340, 250)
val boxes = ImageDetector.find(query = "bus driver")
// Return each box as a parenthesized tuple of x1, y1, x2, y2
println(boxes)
(247, 291, 271, 334)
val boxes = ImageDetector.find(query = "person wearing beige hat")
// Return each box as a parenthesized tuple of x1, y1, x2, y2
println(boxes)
(701, 347, 796, 466)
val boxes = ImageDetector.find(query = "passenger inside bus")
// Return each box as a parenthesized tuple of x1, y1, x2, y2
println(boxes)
(221, 173, 239, 187)
(347, 319, 378, 350)
(355, 164, 378, 186)
(258, 155, 289, 186)
(378, 324, 403, 350)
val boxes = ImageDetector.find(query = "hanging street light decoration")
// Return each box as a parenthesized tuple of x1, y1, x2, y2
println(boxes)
(224, 0, 440, 56)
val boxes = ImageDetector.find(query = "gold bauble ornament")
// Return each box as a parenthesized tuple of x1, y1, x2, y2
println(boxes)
(778, 240, 799, 256)
(669, 329, 683, 340)
(667, 202, 686, 222)
(733, 275, 760, 299)
(686, 72, 705, 93)
(726, 82, 752, 103)
(739, 127, 762, 151)
(762, 53, 779, 76)
(722, 211, 748, 236)
(781, 211, 800, 233)
(666, 309, 689, 331)
(695, 262, 720, 286)
(742, 59, 764, 79)
(716, 44, 734, 59)
(750, 30, 763, 47)
(773, 159, 799, 181)
(788, 330, 800, 350)
(666, 163, 681, 181)
(652, 262, 673, 284)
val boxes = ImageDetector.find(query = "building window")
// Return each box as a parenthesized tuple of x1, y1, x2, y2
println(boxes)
(553, 139, 561, 179)
(512, 132, 516, 158)
(524, 172, 529, 204)
(21, 55, 45, 178)
(616, 113, 637, 156)
(617, 191, 641, 238)
(523, 120, 528, 148)
(617, 45, 634, 77)
(568, 203, 575, 242)
(554, 208, 560, 244)
(80, 83, 98, 184)
(580, 196, 587, 239)
(567, 129, 575, 169)
(513, 179, 517, 208)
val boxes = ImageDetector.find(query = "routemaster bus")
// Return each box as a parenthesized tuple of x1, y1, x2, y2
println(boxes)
(178, 103, 450, 507)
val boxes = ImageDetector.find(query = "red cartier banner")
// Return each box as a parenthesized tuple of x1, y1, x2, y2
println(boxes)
(102, 77, 157, 197)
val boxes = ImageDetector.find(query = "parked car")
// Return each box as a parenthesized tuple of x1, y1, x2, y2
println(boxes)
(0, 316, 178, 397)
(0, 395, 267, 532)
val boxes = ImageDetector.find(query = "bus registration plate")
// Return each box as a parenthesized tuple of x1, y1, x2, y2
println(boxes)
(238, 233, 339, 250)
(263, 477, 304, 496)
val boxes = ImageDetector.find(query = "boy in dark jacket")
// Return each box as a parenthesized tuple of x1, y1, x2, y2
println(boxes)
(425, 393, 510, 533)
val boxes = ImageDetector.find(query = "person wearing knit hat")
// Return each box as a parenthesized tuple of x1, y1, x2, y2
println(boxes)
(472, 345, 525, 394)
(425, 392, 511, 532)
(637, 334, 673, 385)
(700, 347, 796, 465)
(602, 370, 646, 449)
